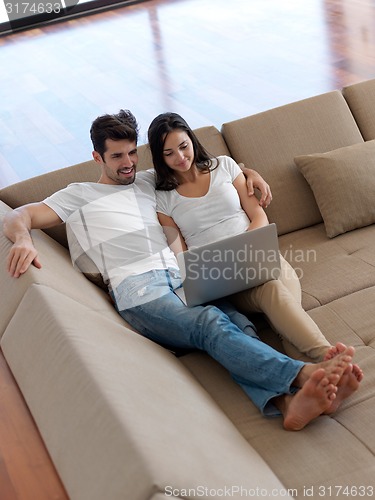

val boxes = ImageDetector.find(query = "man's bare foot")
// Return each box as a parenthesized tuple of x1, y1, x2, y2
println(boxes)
(274, 347, 356, 431)
(278, 369, 337, 431)
(324, 363, 364, 414)
(323, 342, 347, 361)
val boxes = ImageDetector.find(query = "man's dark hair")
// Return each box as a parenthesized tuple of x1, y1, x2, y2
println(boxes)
(90, 109, 139, 158)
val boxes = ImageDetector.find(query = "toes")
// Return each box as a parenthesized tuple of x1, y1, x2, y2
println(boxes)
(323, 342, 348, 361)
(310, 368, 326, 384)
(352, 364, 364, 382)
(335, 342, 347, 353)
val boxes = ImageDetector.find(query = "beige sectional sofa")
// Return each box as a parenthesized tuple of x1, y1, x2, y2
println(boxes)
(1, 78, 375, 499)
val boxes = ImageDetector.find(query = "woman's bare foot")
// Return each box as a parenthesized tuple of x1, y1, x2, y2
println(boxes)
(323, 342, 347, 361)
(296, 346, 355, 388)
(353, 363, 364, 382)
(324, 363, 364, 414)
(278, 369, 337, 431)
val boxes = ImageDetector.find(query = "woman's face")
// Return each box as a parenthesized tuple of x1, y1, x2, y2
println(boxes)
(162, 129, 195, 173)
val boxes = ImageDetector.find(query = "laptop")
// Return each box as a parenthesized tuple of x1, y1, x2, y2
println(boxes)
(175, 223, 281, 307)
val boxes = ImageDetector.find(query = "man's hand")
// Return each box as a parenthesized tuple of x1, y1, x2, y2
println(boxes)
(7, 237, 42, 278)
(239, 164, 272, 208)
(3, 202, 61, 278)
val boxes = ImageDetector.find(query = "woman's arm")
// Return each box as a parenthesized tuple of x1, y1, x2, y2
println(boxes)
(233, 173, 269, 230)
(157, 212, 188, 256)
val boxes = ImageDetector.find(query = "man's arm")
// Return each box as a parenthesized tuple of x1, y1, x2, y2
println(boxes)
(3, 202, 63, 278)
(239, 164, 272, 208)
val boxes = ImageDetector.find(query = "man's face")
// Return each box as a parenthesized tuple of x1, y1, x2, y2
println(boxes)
(93, 139, 138, 185)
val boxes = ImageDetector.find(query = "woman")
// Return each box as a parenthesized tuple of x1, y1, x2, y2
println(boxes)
(148, 112, 334, 362)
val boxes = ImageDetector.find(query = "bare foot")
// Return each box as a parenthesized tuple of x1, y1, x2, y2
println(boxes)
(323, 342, 347, 361)
(280, 369, 337, 431)
(353, 363, 364, 383)
(296, 346, 355, 388)
(275, 347, 356, 430)
(324, 363, 364, 414)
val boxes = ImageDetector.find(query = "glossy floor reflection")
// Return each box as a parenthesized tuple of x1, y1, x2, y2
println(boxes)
(0, 0, 374, 187)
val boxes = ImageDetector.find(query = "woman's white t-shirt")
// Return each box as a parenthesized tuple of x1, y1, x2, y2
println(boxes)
(156, 156, 250, 248)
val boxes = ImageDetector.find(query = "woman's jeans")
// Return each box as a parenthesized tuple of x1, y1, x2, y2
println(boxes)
(112, 268, 304, 416)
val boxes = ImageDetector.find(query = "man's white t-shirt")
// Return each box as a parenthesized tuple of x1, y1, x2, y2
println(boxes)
(43, 169, 178, 290)
(156, 156, 250, 248)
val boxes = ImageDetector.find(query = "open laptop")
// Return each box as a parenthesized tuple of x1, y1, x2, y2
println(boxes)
(175, 223, 281, 307)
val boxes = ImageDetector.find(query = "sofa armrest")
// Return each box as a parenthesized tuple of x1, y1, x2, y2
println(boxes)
(1, 284, 291, 500)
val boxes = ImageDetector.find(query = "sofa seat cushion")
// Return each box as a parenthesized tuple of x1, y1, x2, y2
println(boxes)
(181, 304, 375, 498)
(294, 140, 375, 237)
(307, 286, 375, 351)
(1, 284, 291, 500)
(278, 223, 375, 310)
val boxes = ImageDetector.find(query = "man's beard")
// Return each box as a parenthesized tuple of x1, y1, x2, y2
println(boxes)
(115, 166, 136, 185)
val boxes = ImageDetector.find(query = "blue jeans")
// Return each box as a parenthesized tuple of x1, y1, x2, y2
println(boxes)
(112, 269, 304, 416)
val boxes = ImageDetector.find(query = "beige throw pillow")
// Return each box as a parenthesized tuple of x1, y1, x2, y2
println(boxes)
(294, 140, 375, 237)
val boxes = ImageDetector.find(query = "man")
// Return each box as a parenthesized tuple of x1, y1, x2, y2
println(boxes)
(4, 110, 361, 431)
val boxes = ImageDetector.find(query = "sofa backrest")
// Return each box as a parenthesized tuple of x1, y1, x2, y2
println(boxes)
(0, 160, 101, 247)
(1, 88, 372, 243)
(0, 125, 229, 248)
(343, 79, 375, 141)
(221, 90, 364, 235)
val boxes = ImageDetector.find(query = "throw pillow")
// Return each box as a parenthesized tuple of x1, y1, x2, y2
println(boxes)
(294, 140, 375, 237)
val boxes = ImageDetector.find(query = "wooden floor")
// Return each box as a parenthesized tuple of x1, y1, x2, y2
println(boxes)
(0, 0, 375, 497)
(1, 0, 375, 189)
(0, 350, 68, 499)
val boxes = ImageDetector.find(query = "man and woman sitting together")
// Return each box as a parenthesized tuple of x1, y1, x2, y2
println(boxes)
(4, 109, 363, 431)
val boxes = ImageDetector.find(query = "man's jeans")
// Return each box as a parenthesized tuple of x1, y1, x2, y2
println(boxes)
(112, 268, 304, 416)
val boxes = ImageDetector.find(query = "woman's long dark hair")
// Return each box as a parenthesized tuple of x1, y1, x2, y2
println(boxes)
(147, 112, 219, 190)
